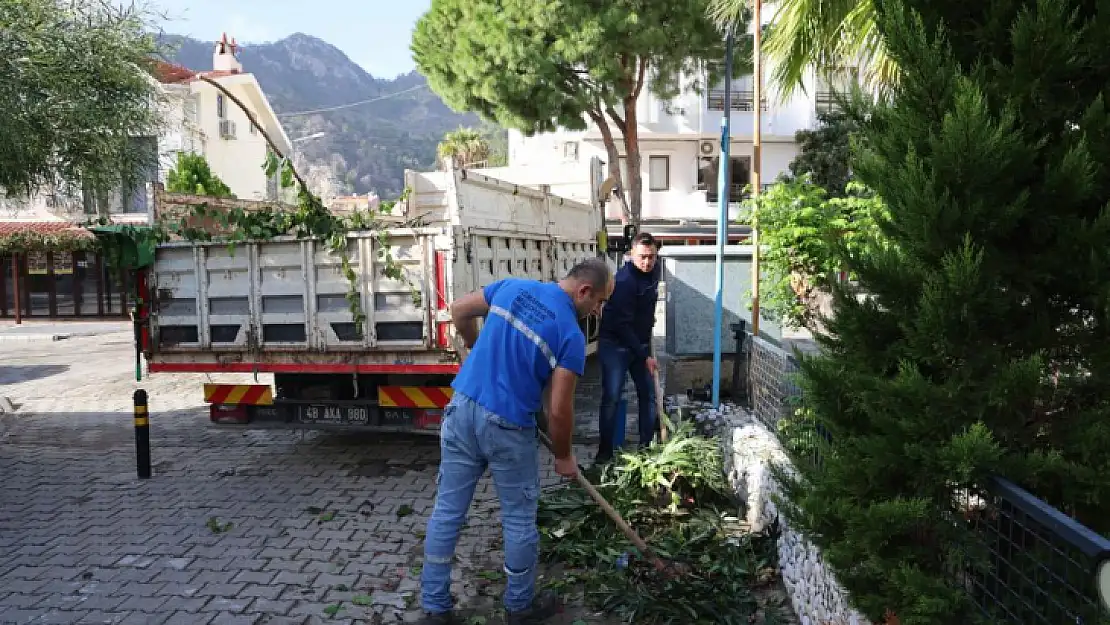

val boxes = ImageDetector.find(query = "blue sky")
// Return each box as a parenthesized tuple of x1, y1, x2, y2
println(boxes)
(152, 0, 431, 78)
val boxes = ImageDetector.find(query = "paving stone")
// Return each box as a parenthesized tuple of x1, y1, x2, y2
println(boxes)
(0, 330, 630, 624)
(164, 611, 215, 625)
(210, 613, 263, 625)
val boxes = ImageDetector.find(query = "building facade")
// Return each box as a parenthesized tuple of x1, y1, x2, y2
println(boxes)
(0, 33, 295, 320)
(156, 34, 295, 205)
(506, 13, 857, 233)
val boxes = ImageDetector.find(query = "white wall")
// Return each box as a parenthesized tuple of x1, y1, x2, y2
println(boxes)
(508, 131, 799, 222)
(192, 80, 273, 201)
(156, 76, 290, 203)
(505, 10, 858, 224)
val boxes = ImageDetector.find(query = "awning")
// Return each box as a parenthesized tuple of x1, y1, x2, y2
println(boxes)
(0, 221, 96, 252)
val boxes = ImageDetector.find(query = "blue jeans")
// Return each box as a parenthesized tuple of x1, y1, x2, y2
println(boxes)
(421, 393, 541, 614)
(597, 339, 656, 459)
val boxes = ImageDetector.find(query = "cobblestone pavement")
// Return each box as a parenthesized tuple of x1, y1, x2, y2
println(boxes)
(0, 332, 645, 625)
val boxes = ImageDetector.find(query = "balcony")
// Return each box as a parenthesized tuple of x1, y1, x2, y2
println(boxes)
(706, 89, 768, 113)
(700, 88, 814, 137)
(814, 91, 840, 114)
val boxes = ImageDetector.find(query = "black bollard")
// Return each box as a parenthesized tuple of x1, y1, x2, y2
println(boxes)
(134, 389, 151, 479)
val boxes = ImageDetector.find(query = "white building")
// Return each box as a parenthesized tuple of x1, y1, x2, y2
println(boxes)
(50, 34, 298, 225)
(506, 17, 856, 231)
(154, 34, 295, 206)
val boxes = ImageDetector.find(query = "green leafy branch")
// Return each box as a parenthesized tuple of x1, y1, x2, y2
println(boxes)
(159, 154, 419, 335)
(739, 178, 886, 330)
(156, 74, 420, 336)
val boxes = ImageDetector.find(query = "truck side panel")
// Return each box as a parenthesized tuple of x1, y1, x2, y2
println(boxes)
(150, 231, 437, 355)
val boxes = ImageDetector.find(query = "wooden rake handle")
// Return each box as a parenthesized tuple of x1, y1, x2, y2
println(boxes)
(651, 345, 668, 443)
(536, 429, 661, 564)
(452, 326, 664, 566)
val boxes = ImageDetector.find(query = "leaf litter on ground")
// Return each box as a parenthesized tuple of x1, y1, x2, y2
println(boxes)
(538, 420, 788, 625)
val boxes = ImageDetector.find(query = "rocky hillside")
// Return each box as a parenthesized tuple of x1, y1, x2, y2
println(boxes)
(161, 33, 503, 198)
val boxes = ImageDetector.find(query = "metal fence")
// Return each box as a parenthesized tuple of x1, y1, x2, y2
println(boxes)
(743, 334, 1110, 624)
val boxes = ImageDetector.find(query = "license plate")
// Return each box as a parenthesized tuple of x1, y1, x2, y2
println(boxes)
(295, 404, 372, 425)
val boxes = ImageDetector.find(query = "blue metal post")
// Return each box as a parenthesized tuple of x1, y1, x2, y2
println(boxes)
(711, 29, 735, 408)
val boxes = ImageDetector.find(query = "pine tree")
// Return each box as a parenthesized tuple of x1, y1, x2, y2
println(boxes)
(776, 1, 1110, 623)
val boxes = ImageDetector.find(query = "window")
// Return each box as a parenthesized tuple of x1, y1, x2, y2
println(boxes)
(183, 96, 198, 126)
(120, 136, 159, 214)
(697, 156, 751, 202)
(562, 141, 579, 160)
(648, 156, 670, 191)
(216, 94, 226, 118)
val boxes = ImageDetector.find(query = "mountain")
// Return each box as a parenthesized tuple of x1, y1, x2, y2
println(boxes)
(160, 33, 495, 198)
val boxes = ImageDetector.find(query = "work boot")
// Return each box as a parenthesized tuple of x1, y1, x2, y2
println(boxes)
(416, 611, 458, 625)
(590, 451, 613, 470)
(506, 589, 563, 624)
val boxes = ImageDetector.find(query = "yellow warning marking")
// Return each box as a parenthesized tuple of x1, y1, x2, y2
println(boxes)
(203, 384, 274, 406)
(378, 386, 453, 408)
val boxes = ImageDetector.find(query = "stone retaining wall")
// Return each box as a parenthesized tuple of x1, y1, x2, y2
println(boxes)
(713, 334, 873, 625)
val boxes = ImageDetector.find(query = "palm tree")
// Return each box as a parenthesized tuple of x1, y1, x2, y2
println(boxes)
(707, 0, 896, 101)
(436, 128, 493, 170)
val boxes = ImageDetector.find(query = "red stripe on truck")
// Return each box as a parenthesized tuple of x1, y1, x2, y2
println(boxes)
(435, 250, 450, 348)
(148, 362, 461, 374)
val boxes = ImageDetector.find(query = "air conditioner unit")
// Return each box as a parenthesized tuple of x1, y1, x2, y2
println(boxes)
(698, 139, 718, 157)
(218, 118, 237, 139)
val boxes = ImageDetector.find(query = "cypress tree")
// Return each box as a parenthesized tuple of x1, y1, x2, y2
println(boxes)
(777, 0, 1110, 622)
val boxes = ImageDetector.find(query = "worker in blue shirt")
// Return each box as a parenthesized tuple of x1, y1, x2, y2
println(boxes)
(419, 258, 613, 625)
(595, 232, 661, 464)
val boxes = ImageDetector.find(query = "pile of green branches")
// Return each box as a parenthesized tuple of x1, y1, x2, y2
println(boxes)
(537, 422, 786, 624)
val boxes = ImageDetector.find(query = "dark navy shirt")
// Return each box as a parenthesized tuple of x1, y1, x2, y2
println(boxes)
(598, 260, 660, 360)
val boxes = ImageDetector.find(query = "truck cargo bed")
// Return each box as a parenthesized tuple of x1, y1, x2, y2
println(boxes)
(145, 167, 604, 373)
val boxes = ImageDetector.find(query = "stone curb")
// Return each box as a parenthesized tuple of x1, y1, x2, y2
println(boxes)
(0, 333, 71, 343)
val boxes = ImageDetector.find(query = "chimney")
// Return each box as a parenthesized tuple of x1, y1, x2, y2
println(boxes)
(212, 32, 243, 73)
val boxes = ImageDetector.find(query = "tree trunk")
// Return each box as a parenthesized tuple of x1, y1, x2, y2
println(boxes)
(588, 109, 631, 224)
(622, 102, 642, 228)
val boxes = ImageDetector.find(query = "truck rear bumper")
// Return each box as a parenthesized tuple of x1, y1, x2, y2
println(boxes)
(150, 361, 460, 375)
(210, 399, 445, 433)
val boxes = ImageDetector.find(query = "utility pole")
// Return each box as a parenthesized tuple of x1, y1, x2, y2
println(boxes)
(711, 27, 735, 408)
(750, 0, 763, 337)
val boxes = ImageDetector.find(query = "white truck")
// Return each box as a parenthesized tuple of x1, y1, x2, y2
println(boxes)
(138, 167, 606, 433)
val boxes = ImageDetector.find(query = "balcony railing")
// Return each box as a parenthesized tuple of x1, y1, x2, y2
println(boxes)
(815, 91, 840, 114)
(706, 89, 768, 112)
(700, 183, 773, 203)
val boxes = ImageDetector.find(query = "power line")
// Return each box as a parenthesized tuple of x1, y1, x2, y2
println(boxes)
(276, 84, 429, 118)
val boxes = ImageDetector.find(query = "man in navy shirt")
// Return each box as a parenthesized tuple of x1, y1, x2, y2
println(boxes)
(595, 232, 661, 464)
(419, 258, 613, 625)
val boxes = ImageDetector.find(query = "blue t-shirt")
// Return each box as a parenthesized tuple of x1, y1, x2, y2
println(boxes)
(451, 278, 587, 427)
